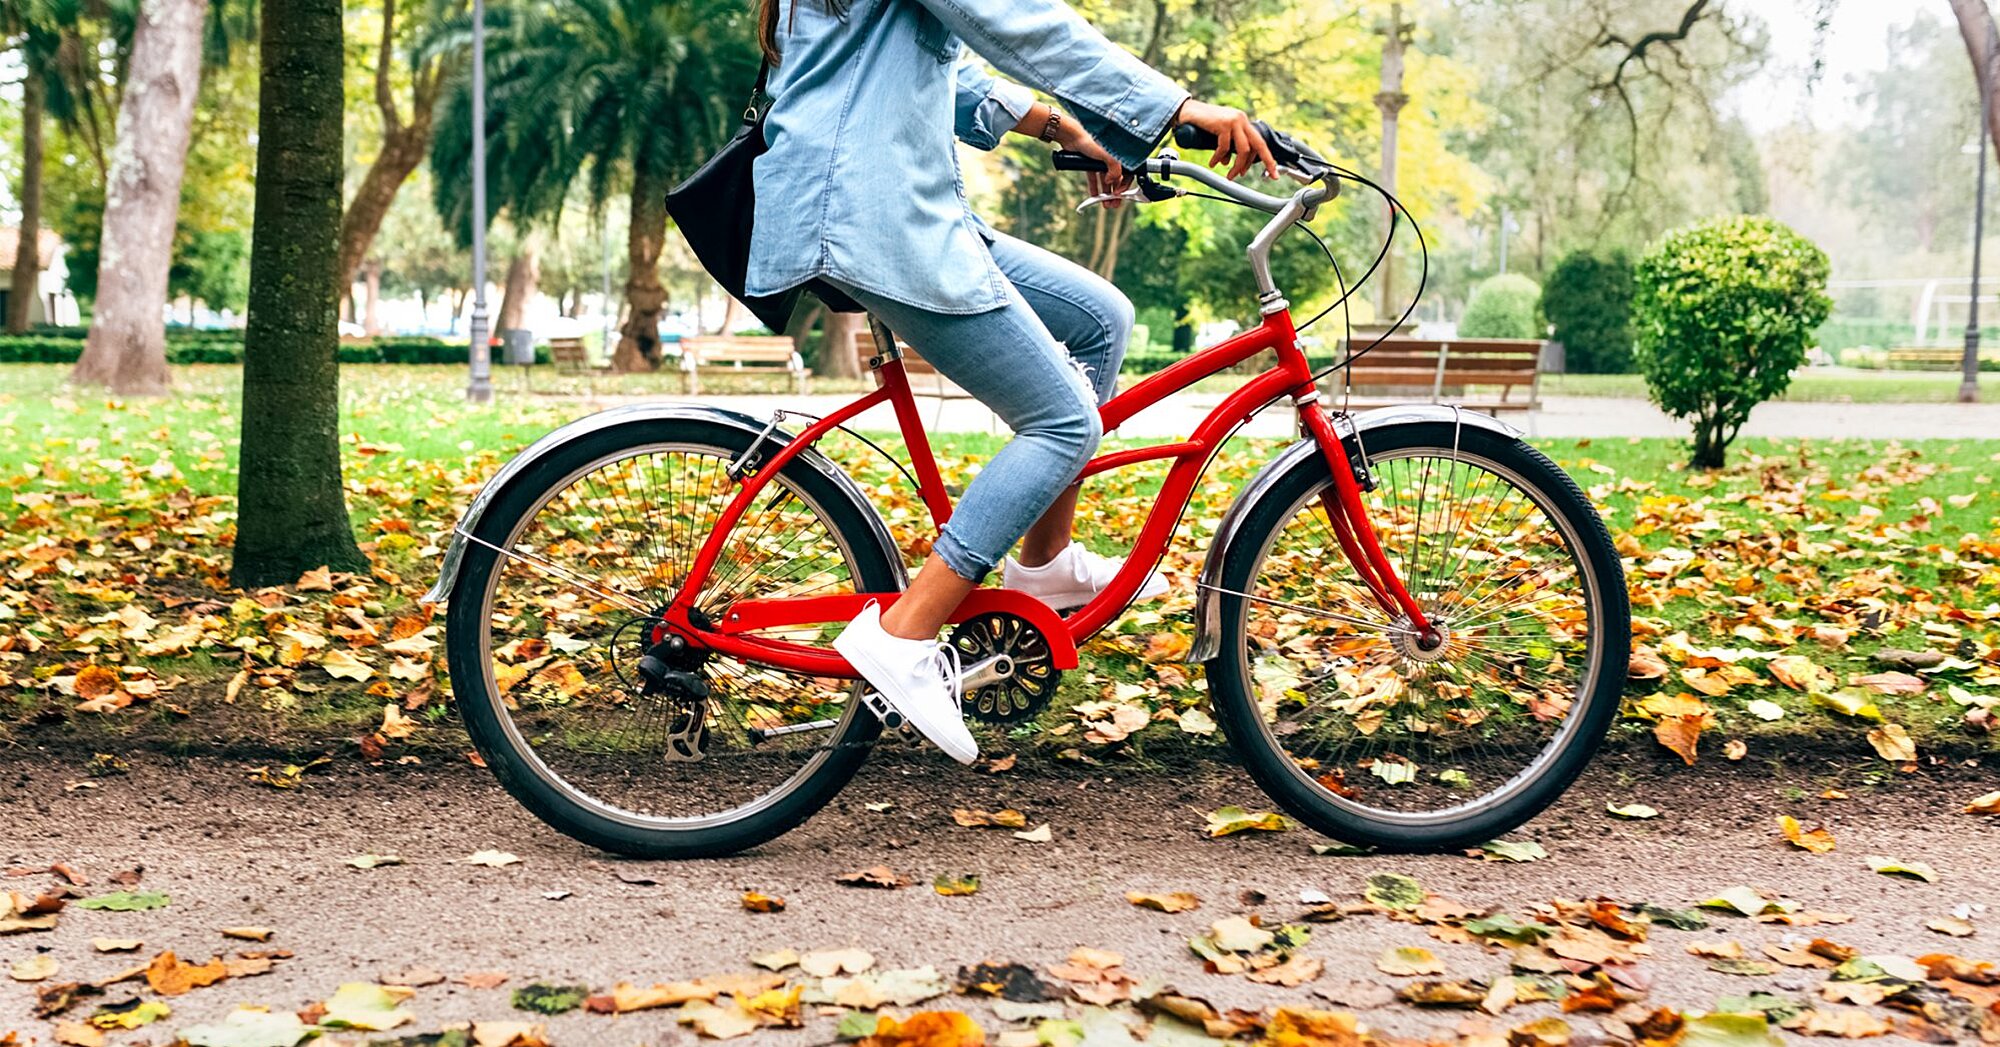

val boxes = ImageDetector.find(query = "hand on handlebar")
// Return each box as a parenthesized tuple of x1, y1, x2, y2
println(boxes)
(1173, 99, 1279, 181)
(1047, 119, 1134, 209)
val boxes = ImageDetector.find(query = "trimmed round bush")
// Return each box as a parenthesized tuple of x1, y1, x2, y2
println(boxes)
(1459, 274, 1544, 340)
(1541, 251, 1634, 373)
(1633, 216, 1831, 469)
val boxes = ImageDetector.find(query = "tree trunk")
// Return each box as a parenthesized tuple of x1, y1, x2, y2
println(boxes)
(361, 258, 383, 335)
(71, 0, 207, 396)
(610, 166, 669, 372)
(816, 308, 863, 379)
(336, 0, 442, 289)
(713, 295, 742, 335)
(1953, 0, 2000, 152)
(496, 240, 538, 335)
(8, 68, 45, 333)
(231, 0, 367, 587)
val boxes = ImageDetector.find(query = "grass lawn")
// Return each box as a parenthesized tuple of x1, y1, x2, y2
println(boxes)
(0, 363, 1994, 770)
(1541, 368, 2000, 403)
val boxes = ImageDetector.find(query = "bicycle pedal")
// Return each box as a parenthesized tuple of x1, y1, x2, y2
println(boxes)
(859, 690, 906, 730)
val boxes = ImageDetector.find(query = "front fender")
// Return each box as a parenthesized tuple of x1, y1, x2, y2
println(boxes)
(1186, 405, 1523, 663)
(421, 401, 905, 604)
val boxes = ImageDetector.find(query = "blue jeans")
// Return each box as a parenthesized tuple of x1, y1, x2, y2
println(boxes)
(823, 228, 1134, 582)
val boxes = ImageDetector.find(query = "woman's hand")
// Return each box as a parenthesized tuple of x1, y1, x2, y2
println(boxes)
(1048, 119, 1132, 208)
(1174, 98, 1278, 180)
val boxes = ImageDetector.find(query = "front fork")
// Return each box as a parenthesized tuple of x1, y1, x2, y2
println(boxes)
(1295, 396, 1441, 647)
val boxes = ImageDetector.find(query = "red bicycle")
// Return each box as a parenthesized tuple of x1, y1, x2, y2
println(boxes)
(430, 124, 1628, 858)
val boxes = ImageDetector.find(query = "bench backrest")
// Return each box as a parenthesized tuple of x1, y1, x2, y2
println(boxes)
(679, 335, 799, 366)
(1333, 337, 1542, 387)
(547, 337, 588, 366)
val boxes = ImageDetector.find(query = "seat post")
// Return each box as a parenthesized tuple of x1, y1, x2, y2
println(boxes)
(865, 316, 903, 369)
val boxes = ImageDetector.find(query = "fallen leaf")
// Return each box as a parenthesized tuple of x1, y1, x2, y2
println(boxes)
(1865, 723, 1917, 762)
(91, 938, 142, 953)
(951, 808, 1027, 829)
(10, 955, 58, 981)
(220, 926, 274, 942)
(741, 891, 786, 912)
(144, 951, 228, 996)
(1013, 824, 1052, 843)
(1865, 856, 1938, 882)
(1376, 946, 1445, 976)
(319, 983, 415, 1030)
(1778, 815, 1836, 854)
(1126, 891, 1201, 913)
(346, 854, 404, 869)
(1926, 916, 1975, 938)
(1203, 806, 1287, 837)
(1965, 791, 2000, 815)
(854, 1010, 985, 1047)
(1474, 839, 1547, 863)
(460, 850, 521, 868)
(933, 873, 980, 896)
(76, 891, 168, 912)
(836, 866, 909, 889)
(801, 947, 875, 977)
(1606, 801, 1659, 819)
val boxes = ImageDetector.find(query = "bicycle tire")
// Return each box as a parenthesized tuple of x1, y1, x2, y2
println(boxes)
(444, 418, 898, 858)
(1205, 422, 1628, 851)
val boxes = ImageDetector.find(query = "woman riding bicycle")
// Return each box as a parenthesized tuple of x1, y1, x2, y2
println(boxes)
(748, 0, 1277, 764)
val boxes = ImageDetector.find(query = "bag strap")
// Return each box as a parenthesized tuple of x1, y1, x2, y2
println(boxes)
(743, 59, 771, 125)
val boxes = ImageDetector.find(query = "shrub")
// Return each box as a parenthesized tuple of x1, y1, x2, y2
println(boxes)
(1540, 251, 1634, 373)
(1633, 216, 1831, 469)
(1458, 274, 1544, 340)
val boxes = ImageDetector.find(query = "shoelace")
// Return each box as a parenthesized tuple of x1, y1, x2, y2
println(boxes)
(928, 641, 965, 713)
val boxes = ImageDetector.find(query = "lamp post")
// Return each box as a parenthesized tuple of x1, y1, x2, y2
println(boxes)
(465, 0, 494, 403)
(1965, 42, 1991, 405)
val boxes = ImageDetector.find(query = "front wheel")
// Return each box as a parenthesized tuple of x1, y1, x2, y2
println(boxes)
(1206, 422, 1628, 851)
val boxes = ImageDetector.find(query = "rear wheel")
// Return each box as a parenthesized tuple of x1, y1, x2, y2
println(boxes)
(1206, 422, 1627, 851)
(444, 419, 900, 858)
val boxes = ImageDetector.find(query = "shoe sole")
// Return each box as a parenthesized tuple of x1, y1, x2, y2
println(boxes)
(834, 636, 979, 765)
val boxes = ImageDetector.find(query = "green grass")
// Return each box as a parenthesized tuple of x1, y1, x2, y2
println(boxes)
(1542, 368, 2000, 403)
(0, 363, 1995, 763)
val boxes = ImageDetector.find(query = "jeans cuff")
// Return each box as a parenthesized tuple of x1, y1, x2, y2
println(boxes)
(932, 527, 994, 583)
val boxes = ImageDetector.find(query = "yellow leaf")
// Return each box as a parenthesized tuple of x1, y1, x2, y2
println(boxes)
(321, 649, 375, 682)
(1777, 815, 1835, 854)
(1865, 724, 1916, 762)
(1125, 891, 1201, 913)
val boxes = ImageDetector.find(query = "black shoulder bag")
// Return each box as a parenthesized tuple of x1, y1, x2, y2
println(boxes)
(666, 62, 862, 333)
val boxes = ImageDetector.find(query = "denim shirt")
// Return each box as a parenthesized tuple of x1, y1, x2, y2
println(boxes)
(746, 0, 1189, 314)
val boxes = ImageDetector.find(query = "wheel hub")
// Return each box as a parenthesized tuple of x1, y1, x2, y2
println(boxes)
(1389, 617, 1454, 664)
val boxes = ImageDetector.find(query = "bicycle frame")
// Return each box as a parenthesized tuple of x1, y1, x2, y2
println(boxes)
(660, 304, 1435, 677)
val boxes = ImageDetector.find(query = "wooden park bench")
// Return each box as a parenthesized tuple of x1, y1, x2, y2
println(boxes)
(678, 335, 808, 395)
(547, 336, 604, 374)
(853, 329, 988, 429)
(1884, 347, 1965, 371)
(1321, 336, 1544, 413)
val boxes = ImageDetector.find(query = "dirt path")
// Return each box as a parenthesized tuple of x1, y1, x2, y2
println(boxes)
(2, 748, 1994, 1045)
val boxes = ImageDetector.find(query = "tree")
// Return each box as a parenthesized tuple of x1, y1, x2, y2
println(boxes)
(428, 0, 759, 371)
(5, 6, 48, 332)
(1952, 0, 2000, 155)
(231, 0, 367, 586)
(337, 0, 456, 290)
(1541, 251, 1633, 373)
(71, 0, 209, 396)
(1632, 216, 1830, 470)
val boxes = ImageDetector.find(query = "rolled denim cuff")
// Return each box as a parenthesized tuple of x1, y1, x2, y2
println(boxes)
(932, 526, 994, 583)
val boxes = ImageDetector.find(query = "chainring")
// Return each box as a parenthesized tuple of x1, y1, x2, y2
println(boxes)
(948, 612, 1061, 724)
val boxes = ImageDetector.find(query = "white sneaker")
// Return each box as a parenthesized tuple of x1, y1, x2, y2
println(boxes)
(1002, 544, 1168, 610)
(832, 602, 979, 765)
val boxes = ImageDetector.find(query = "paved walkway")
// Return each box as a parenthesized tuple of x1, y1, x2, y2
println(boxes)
(580, 390, 2000, 442)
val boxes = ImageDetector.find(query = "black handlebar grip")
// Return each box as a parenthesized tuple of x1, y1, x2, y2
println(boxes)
(1051, 150, 1110, 173)
(1173, 124, 1219, 151)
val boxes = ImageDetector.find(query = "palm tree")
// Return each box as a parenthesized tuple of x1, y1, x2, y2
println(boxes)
(430, 0, 758, 371)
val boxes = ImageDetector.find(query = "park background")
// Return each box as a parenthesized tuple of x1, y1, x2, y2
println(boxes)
(1, 1, 1999, 1045)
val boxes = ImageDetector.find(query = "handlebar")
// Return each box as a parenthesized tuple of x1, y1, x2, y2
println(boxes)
(1050, 119, 1338, 214)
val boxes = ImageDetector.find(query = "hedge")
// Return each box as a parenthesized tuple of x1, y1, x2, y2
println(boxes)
(0, 331, 549, 366)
